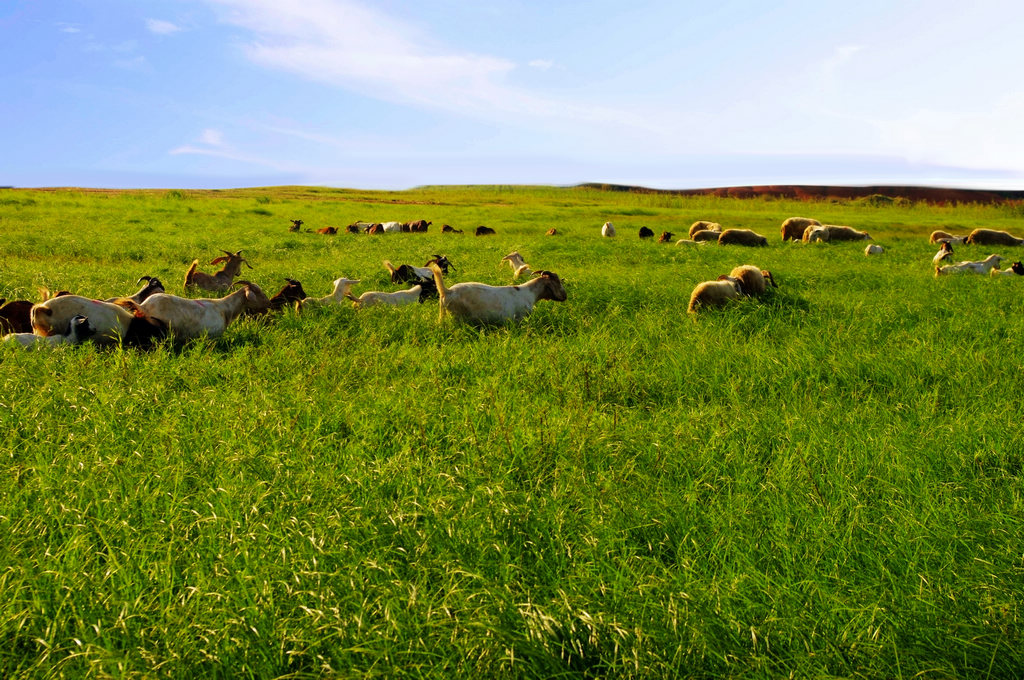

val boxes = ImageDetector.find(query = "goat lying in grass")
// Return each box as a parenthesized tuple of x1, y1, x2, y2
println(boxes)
(500, 251, 534, 280)
(297, 277, 361, 310)
(384, 256, 454, 283)
(184, 250, 252, 292)
(347, 280, 438, 308)
(31, 296, 166, 346)
(991, 261, 1024, 277)
(935, 254, 1005, 276)
(140, 281, 270, 340)
(428, 262, 566, 324)
(4, 314, 96, 347)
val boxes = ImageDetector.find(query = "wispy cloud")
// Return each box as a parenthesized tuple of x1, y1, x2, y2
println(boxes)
(170, 128, 296, 171)
(528, 59, 554, 70)
(146, 19, 183, 35)
(56, 23, 81, 34)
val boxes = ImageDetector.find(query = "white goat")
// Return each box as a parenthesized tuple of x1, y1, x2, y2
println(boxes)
(381, 221, 404, 233)
(601, 221, 616, 237)
(865, 244, 885, 255)
(297, 277, 361, 310)
(428, 262, 567, 324)
(347, 280, 437, 308)
(991, 261, 1024, 277)
(500, 251, 534, 280)
(5, 314, 95, 347)
(31, 296, 146, 345)
(935, 254, 1005, 277)
(139, 281, 271, 340)
(932, 242, 954, 264)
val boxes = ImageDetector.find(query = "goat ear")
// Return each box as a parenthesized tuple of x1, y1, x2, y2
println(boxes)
(210, 256, 228, 265)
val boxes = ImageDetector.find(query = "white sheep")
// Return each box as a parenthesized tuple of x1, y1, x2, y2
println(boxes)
(139, 281, 271, 340)
(865, 244, 885, 255)
(500, 251, 534, 280)
(297, 277, 361, 310)
(428, 262, 567, 324)
(687, 277, 743, 313)
(601, 221, 616, 237)
(347, 281, 437, 308)
(4, 314, 95, 347)
(935, 254, 1005, 277)
(728, 265, 777, 296)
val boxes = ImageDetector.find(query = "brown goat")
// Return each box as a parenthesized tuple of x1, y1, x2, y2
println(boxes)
(183, 249, 252, 292)
(0, 300, 34, 334)
(442, 224, 464, 234)
(546, 228, 558, 236)
(475, 226, 496, 236)
(658, 231, 674, 243)
(268, 278, 308, 311)
(316, 226, 338, 235)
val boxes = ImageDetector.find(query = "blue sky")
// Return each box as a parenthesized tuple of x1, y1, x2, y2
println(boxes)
(3, 0, 1024, 190)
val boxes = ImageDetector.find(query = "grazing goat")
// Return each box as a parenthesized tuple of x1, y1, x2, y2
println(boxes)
(929, 230, 967, 245)
(638, 226, 654, 238)
(140, 281, 271, 340)
(718, 229, 768, 247)
(297, 277, 361, 310)
(688, 277, 743, 313)
(933, 242, 954, 264)
(966, 228, 1024, 247)
(781, 217, 821, 241)
(105, 276, 164, 305)
(728, 265, 776, 296)
(347, 280, 438, 308)
(658, 231, 674, 243)
(5, 314, 96, 348)
(442, 224, 464, 234)
(1, 299, 35, 334)
(31, 296, 165, 346)
(991, 261, 1024, 277)
(289, 219, 303, 232)
(865, 244, 885, 255)
(601, 221, 616, 237)
(475, 225, 496, 236)
(384, 256, 454, 283)
(268, 278, 308, 311)
(689, 221, 722, 238)
(428, 262, 567, 324)
(501, 251, 534, 280)
(935, 254, 1005, 276)
(184, 250, 251, 292)
(824, 225, 871, 241)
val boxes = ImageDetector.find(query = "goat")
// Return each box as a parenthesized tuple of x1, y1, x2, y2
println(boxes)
(929, 230, 967, 245)
(718, 229, 768, 247)
(688, 276, 743, 313)
(501, 251, 534, 280)
(289, 219, 303, 232)
(991, 261, 1024, 277)
(1, 299, 35, 334)
(865, 244, 885, 255)
(4, 314, 96, 348)
(966, 228, 1024, 246)
(184, 250, 251, 292)
(935, 254, 1005, 276)
(268, 278, 308, 311)
(601, 221, 616, 237)
(824, 225, 871, 241)
(728, 265, 776, 296)
(31, 296, 166, 346)
(441, 224, 464, 234)
(780, 217, 821, 241)
(638, 226, 654, 238)
(690, 221, 722, 238)
(316, 226, 338, 235)
(933, 242, 954, 264)
(139, 281, 271, 340)
(367, 224, 386, 235)
(297, 277, 361, 310)
(428, 262, 567, 324)
(546, 228, 558, 236)
(691, 229, 722, 242)
(407, 219, 431, 232)
(658, 231, 674, 243)
(105, 276, 164, 305)
(382, 221, 405, 233)
(384, 256, 454, 283)
(347, 280, 438, 308)
(346, 224, 362, 234)
(803, 225, 830, 243)
(475, 225, 496, 236)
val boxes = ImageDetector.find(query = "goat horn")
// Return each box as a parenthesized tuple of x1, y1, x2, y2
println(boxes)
(137, 275, 153, 283)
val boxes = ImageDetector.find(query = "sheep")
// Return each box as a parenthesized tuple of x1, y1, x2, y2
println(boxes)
(929, 230, 968, 245)
(384, 255, 454, 284)
(933, 241, 954, 264)
(601, 221, 616, 237)
(728, 265, 776, 296)
(104, 276, 165, 305)
(0, 299, 35, 334)
(297, 277, 362, 310)
(347, 280, 439, 308)
(780, 217, 821, 241)
(31, 296, 166, 346)
(184, 250, 252, 292)
(865, 244, 885, 255)
(966, 228, 1024, 247)
(475, 225, 496, 236)
(428, 262, 567, 324)
(935, 254, 1005, 277)
(689, 221, 722, 238)
(268, 278, 308, 311)
(638, 226, 654, 238)
(501, 251, 534, 280)
(658, 231, 674, 243)
(687, 277, 743, 313)
(824, 225, 871, 241)
(991, 261, 1024, 277)
(803, 225, 830, 243)
(691, 229, 722, 243)
(718, 229, 768, 247)
(442, 224, 464, 234)
(139, 281, 271, 340)
(4, 314, 96, 348)
(289, 219, 303, 232)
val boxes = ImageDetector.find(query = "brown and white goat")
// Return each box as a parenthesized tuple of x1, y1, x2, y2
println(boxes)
(31, 296, 165, 346)
(183, 250, 252, 292)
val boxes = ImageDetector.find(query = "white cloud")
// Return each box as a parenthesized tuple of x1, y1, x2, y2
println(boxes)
(170, 129, 295, 171)
(528, 59, 554, 70)
(57, 23, 81, 34)
(146, 19, 183, 35)
(199, 129, 225, 147)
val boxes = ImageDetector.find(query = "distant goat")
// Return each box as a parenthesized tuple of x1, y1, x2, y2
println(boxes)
(658, 231, 674, 243)
(966, 229, 1024, 247)
(638, 226, 654, 238)
(384, 255, 454, 283)
(316, 226, 338, 235)
(546, 228, 558, 236)
(601, 222, 616, 237)
(442, 224, 464, 234)
(184, 250, 252, 292)
(475, 225, 496, 236)
(407, 219, 431, 232)
(289, 219, 303, 232)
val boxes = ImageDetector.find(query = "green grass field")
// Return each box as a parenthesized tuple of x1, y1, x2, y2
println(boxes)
(1, 185, 1022, 678)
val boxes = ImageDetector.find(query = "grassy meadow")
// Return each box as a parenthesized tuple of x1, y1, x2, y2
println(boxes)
(1, 185, 1022, 678)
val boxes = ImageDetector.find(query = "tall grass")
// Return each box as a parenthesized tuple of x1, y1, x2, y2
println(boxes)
(1, 186, 1022, 677)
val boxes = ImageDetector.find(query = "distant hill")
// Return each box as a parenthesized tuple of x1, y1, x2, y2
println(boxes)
(578, 183, 1024, 204)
